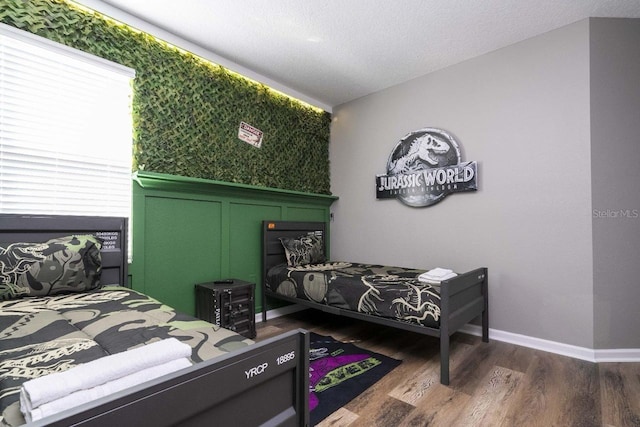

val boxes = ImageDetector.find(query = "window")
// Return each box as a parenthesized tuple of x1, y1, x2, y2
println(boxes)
(0, 23, 135, 253)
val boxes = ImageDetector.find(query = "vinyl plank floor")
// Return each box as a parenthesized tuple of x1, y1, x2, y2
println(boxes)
(316, 408, 359, 427)
(256, 309, 640, 427)
(599, 362, 640, 427)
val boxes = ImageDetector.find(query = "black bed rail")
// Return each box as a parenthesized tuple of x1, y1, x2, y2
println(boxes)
(31, 329, 310, 427)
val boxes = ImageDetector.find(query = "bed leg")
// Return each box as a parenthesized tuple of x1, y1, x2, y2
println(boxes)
(440, 332, 450, 386)
(482, 309, 489, 343)
(261, 282, 267, 323)
(482, 269, 489, 343)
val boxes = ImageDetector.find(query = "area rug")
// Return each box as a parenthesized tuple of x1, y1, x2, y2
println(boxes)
(309, 332, 401, 425)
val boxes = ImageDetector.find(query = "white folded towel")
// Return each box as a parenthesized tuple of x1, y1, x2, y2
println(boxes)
(424, 268, 454, 278)
(20, 338, 192, 414)
(26, 357, 192, 423)
(418, 268, 457, 283)
(419, 274, 457, 284)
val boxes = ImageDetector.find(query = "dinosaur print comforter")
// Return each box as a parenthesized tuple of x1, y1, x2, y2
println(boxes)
(266, 262, 441, 328)
(0, 286, 253, 425)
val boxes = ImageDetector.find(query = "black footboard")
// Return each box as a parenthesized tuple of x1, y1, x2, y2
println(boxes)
(439, 267, 489, 385)
(32, 329, 310, 427)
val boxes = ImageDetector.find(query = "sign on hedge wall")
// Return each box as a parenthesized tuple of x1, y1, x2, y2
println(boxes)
(376, 128, 477, 207)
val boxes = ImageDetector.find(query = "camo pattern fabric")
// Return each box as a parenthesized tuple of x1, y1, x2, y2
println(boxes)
(0, 235, 103, 301)
(0, 286, 253, 425)
(279, 233, 326, 266)
(266, 262, 441, 328)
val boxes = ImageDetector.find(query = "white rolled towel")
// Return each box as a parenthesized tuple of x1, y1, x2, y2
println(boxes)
(20, 338, 192, 414)
(26, 357, 192, 423)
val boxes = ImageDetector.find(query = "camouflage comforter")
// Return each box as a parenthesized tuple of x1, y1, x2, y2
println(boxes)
(0, 286, 253, 425)
(266, 262, 442, 328)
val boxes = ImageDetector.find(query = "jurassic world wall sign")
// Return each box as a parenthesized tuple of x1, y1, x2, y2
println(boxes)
(376, 128, 477, 207)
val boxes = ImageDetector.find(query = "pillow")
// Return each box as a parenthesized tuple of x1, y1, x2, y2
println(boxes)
(279, 233, 326, 267)
(0, 234, 103, 300)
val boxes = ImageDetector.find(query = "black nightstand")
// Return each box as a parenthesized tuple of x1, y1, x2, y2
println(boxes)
(195, 279, 256, 339)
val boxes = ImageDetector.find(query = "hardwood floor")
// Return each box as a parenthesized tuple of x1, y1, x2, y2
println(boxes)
(255, 310, 640, 427)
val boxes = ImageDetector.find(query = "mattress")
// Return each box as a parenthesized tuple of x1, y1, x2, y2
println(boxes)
(266, 262, 442, 328)
(0, 286, 253, 424)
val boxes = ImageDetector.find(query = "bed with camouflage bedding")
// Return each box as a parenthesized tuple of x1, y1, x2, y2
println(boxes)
(262, 220, 488, 386)
(1, 214, 309, 427)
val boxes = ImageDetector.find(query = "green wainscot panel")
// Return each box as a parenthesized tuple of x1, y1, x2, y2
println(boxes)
(286, 207, 330, 222)
(141, 197, 222, 316)
(131, 171, 338, 318)
(228, 202, 282, 312)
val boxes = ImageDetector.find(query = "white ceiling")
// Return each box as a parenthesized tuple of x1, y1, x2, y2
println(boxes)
(80, 0, 640, 110)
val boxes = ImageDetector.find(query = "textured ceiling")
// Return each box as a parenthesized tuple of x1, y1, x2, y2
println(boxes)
(79, 0, 640, 110)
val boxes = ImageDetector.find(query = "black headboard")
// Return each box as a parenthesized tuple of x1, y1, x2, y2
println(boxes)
(0, 214, 128, 287)
(262, 220, 327, 279)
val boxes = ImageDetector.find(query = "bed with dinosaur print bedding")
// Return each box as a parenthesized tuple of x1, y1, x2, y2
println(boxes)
(262, 220, 489, 386)
(1, 214, 309, 427)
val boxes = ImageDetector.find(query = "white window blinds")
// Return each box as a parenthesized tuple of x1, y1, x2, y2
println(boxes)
(0, 23, 135, 221)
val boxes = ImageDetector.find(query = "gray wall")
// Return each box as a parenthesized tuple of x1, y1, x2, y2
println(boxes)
(590, 19, 640, 349)
(330, 20, 596, 348)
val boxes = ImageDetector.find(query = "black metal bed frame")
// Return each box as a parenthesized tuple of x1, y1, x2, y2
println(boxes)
(261, 220, 488, 385)
(0, 214, 310, 427)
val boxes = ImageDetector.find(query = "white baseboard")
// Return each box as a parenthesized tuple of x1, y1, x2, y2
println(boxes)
(260, 306, 640, 363)
(460, 324, 640, 363)
(593, 348, 640, 363)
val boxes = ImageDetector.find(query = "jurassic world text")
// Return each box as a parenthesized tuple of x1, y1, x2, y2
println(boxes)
(376, 161, 477, 198)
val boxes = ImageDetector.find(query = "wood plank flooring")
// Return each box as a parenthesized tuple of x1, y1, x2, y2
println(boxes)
(255, 310, 640, 427)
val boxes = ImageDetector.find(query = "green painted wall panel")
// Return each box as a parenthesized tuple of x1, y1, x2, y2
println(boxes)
(131, 172, 337, 316)
(140, 196, 222, 315)
(286, 207, 330, 222)
(228, 202, 282, 309)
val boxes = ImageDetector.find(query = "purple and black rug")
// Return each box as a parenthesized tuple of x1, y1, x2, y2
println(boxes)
(309, 332, 402, 425)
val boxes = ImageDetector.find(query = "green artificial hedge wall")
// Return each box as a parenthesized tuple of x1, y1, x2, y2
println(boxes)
(0, 0, 331, 194)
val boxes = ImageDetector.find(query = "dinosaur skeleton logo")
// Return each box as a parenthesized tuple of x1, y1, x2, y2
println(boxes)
(376, 128, 477, 207)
